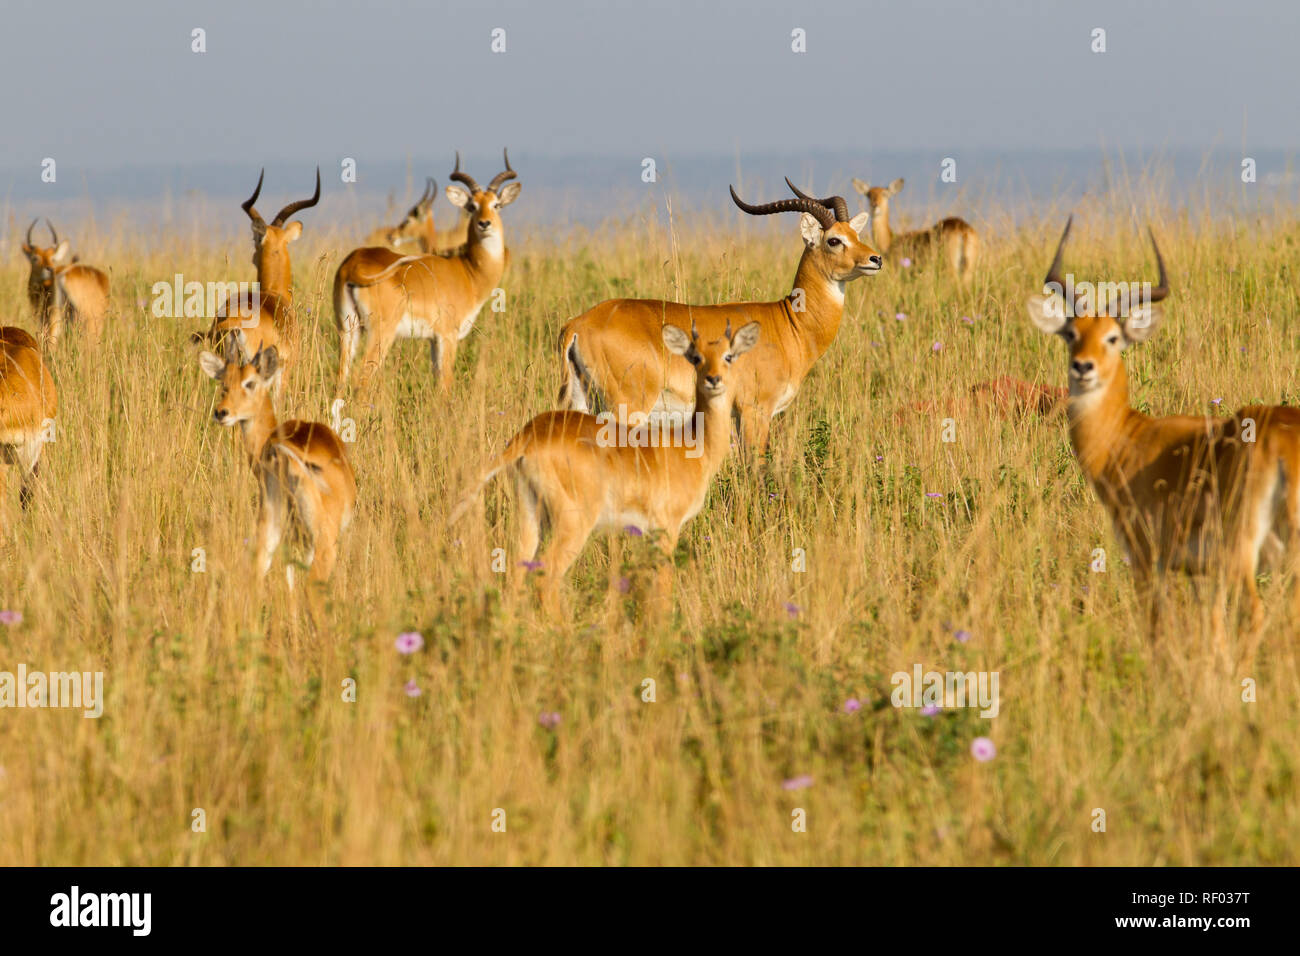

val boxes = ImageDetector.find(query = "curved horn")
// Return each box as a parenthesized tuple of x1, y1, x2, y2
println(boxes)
(407, 178, 435, 218)
(241, 169, 267, 226)
(25, 218, 37, 247)
(1043, 215, 1074, 313)
(46, 219, 59, 245)
(730, 185, 835, 231)
(449, 152, 482, 194)
(784, 177, 849, 223)
(271, 166, 321, 226)
(1146, 227, 1170, 303)
(488, 148, 517, 194)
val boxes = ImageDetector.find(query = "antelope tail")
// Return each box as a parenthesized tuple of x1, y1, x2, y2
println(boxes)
(448, 444, 529, 527)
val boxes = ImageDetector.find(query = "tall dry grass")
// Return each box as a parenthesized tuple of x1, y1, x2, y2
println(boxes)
(0, 192, 1298, 865)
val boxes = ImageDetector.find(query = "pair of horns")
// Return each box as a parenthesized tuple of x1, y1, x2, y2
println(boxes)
(406, 178, 437, 217)
(449, 149, 516, 195)
(730, 178, 850, 231)
(26, 218, 58, 246)
(1043, 215, 1170, 315)
(242, 167, 322, 228)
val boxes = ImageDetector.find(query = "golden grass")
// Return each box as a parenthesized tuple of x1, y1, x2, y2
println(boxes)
(1, 195, 1298, 865)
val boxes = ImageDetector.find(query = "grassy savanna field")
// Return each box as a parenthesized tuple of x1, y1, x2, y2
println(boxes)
(1, 190, 1299, 866)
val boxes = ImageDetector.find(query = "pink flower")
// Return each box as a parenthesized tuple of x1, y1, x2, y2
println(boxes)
(404, 679, 421, 697)
(961, 315, 974, 324)
(0, 610, 21, 626)
(624, 525, 643, 537)
(394, 631, 424, 654)
(900, 257, 913, 267)
(931, 341, 943, 352)
(954, 629, 972, 643)
(784, 602, 801, 618)
(971, 737, 996, 762)
(921, 704, 941, 717)
(538, 711, 562, 730)
(895, 312, 907, 321)
(782, 775, 814, 790)
(519, 560, 543, 572)
(843, 698, 861, 714)
(617, 577, 632, 593)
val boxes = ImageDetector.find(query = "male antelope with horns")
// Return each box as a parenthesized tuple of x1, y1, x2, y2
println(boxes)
(555, 180, 881, 457)
(333, 150, 519, 393)
(21, 219, 110, 350)
(363, 177, 470, 255)
(193, 168, 321, 394)
(1028, 216, 1300, 645)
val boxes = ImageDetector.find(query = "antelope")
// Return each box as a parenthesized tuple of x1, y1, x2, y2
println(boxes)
(1028, 216, 1300, 641)
(555, 180, 881, 457)
(192, 168, 321, 394)
(364, 177, 470, 255)
(333, 150, 519, 392)
(20, 219, 110, 349)
(450, 317, 762, 614)
(198, 340, 356, 583)
(0, 327, 57, 514)
(851, 178, 978, 283)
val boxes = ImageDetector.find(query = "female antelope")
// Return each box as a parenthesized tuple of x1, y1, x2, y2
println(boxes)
(21, 219, 110, 349)
(0, 327, 57, 514)
(851, 177, 978, 283)
(451, 319, 762, 614)
(198, 342, 356, 583)
(1028, 216, 1300, 638)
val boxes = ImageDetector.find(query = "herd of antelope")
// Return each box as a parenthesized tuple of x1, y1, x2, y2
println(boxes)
(4, 150, 1299, 644)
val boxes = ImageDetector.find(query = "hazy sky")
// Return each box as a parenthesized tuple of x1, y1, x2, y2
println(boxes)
(2, 0, 1296, 177)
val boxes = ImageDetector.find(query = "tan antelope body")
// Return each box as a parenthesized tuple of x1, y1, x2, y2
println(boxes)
(198, 342, 356, 583)
(21, 219, 110, 349)
(852, 178, 978, 282)
(192, 169, 321, 395)
(1028, 217, 1300, 637)
(0, 327, 57, 513)
(555, 181, 881, 456)
(333, 151, 519, 392)
(451, 318, 762, 614)
(364, 177, 470, 255)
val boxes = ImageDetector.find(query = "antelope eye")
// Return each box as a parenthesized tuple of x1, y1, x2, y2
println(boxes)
(243, 379, 256, 390)
(827, 237, 843, 247)
(1106, 334, 1121, 346)
(724, 353, 734, 364)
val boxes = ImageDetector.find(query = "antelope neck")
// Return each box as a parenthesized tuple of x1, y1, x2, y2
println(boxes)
(237, 394, 280, 466)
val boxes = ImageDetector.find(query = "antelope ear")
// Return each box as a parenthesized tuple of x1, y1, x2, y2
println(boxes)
(851, 177, 870, 195)
(198, 350, 226, 380)
(849, 211, 870, 236)
(888, 178, 905, 195)
(51, 240, 72, 265)
(495, 182, 521, 207)
(799, 213, 823, 247)
(1026, 293, 1070, 335)
(662, 323, 693, 356)
(281, 221, 303, 242)
(729, 320, 762, 357)
(1123, 303, 1163, 345)
(445, 184, 471, 208)
(254, 345, 281, 379)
